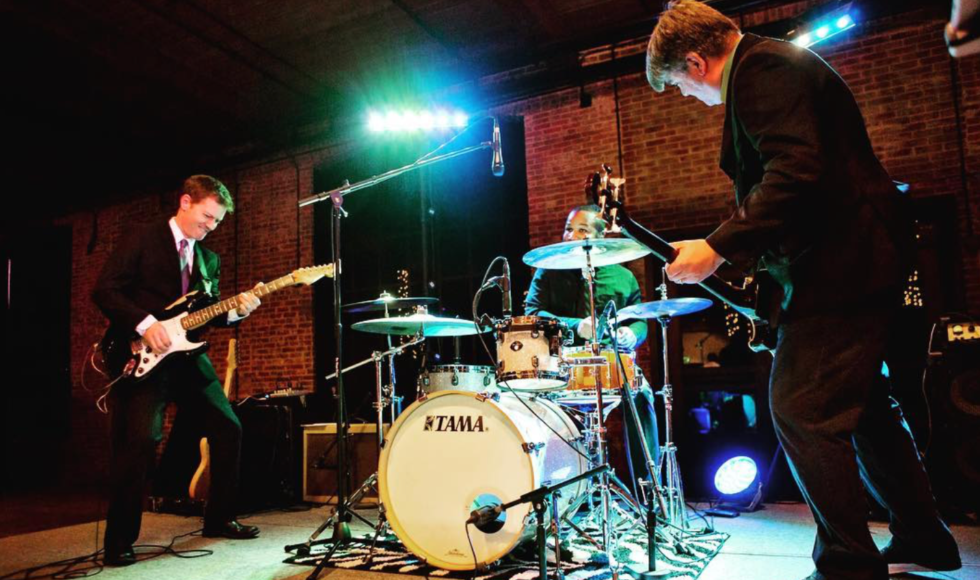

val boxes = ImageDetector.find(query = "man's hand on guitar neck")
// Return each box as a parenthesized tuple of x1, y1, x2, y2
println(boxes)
(665, 239, 726, 284)
(234, 283, 263, 318)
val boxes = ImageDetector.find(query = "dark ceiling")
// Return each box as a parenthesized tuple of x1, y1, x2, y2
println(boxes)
(1, 0, 937, 218)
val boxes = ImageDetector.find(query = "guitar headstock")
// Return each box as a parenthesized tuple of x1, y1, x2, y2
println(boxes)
(291, 264, 336, 286)
(585, 164, 624, 234)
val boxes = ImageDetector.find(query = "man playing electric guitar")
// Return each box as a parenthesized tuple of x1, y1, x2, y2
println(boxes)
(93, 175, 261, 567)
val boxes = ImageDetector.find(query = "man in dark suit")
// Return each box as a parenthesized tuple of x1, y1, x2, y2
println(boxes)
(645, 2, 959, 579)
(93, 175, 261, 566)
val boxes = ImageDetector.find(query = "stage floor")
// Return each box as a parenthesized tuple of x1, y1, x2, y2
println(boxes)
(0, 501, 976, 580)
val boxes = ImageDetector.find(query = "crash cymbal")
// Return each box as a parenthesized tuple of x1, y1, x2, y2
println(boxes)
(351, 314, 490, 337)
(619, 297, 713, 319)
(343, 295, 439, 313)
(523, 238, 651, 269)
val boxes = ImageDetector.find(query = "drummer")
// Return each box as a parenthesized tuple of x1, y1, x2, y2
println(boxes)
(525, 204, 648, 349)
(525, 204, 660, 485)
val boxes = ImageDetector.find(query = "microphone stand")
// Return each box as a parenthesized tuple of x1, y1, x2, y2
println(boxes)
(468, 465, 610, 580)
(294, 126, 495, 580)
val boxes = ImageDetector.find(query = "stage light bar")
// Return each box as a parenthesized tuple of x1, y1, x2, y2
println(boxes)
(714, 456, 759, 496)
(791, 9, 856, 48)
(367, 109, 469, 133)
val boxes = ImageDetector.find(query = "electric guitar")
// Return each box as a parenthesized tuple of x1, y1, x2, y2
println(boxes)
(188, 338, 237, 501)
(100, 264, 335, 381)
(586, 165, 775, 353)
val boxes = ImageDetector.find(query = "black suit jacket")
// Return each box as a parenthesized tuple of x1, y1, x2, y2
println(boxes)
(93, 221, 226, 339)
(706, 34, 911, 318)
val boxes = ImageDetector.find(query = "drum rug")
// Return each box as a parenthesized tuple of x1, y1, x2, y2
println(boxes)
(285, 526, 728, 580)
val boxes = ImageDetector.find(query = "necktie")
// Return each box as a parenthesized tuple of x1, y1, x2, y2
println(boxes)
(179, 239, 191, 294)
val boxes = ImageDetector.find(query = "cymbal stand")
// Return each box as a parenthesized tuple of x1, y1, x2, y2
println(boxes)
(654, 269, 687, 530)
(606, 310, 672, 577)
(285, 334, 423, 559)
(582, 243, 612, 552)
(562, 243, 648, 559)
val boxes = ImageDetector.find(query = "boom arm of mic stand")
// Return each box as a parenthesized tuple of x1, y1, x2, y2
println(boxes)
(298, 142, 492, 208)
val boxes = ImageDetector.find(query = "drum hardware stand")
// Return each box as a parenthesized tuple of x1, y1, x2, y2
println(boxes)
(294, 122, 498, 580)
(653, 269, 687, 531)
(581, 243, 613, 552)
(607, 311, 672, 577)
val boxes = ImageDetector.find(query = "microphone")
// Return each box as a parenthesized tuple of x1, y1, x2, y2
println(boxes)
(501, 258, 512, 317)
(466, 504, 502, 526)
(480, 276, 504, 292)
(596, 300, 618, 343)
(491, 117, 505, 177)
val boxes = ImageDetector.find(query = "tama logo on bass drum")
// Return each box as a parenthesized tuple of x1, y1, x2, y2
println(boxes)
(423, 415, 487, 432)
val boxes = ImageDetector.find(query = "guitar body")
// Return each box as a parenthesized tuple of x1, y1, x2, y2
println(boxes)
(188, 438, 212, 501)
(100, 292, 212, 382)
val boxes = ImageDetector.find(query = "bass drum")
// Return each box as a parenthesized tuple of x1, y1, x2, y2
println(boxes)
(378, 390, 587, 570)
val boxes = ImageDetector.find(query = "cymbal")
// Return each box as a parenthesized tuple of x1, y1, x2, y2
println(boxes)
(351, 314, 490, 337)
(523, 238, 651, 269)
(343, 295, 438, 313)
(619, 297, 713, 319)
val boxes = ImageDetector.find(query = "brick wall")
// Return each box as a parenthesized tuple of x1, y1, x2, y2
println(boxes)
(501, 7, 980, 313)
(62, 4, 979, 483)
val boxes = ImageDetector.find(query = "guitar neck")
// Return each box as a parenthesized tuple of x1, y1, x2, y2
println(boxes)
(181, 273, 297, 330)
(620, 215, 762, 322)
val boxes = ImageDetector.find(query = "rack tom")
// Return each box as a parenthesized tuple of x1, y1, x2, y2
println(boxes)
(494, 316, 568, 391)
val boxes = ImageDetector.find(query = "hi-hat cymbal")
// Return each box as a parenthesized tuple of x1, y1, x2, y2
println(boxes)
(343, 295, 438, 313)
(619, 297, 713, 319)
(351, 314, 490, 337)
(523, 238, 651, 269)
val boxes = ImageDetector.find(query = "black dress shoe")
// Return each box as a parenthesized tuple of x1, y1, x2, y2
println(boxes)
(104, 546, 137, 567)
(881, 536, 961, 572)
(202, 520, 260, 539)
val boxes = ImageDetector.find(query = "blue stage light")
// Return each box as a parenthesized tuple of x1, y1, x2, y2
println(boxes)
(791, 9, 856, 48)
(714, 456, 759, 496)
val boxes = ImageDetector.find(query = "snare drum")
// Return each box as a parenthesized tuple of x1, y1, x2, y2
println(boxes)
(563, 347, 636, 391)
(495, 316, 568, 391)
(378, 390, 587, 570)
(418, 365, 497, 395)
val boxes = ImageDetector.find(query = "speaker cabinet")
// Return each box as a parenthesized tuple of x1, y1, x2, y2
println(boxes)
(925, 334, 980, 515)
(303, 423, 383, 504)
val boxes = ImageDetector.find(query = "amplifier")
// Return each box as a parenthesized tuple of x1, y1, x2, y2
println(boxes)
(930, 316, 980, 355)
(302, 423, 385, 504)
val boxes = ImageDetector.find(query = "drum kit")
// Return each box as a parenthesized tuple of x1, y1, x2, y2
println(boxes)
(289, 237, 713, 578)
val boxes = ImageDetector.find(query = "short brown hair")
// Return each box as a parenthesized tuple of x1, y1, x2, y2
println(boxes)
(182, 175, 235, 213)
(646, 0, 740, 92)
